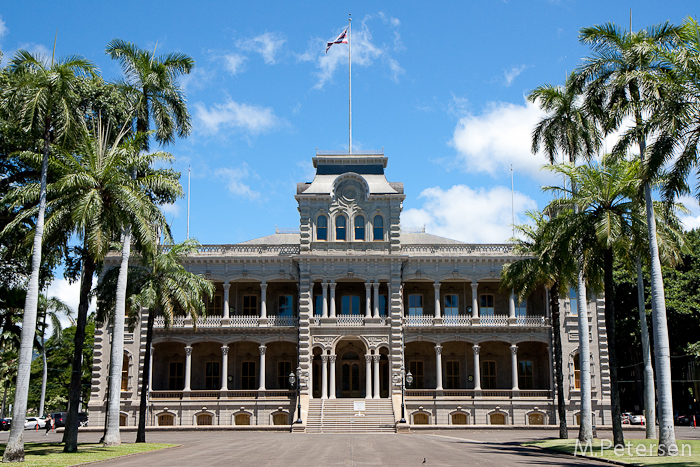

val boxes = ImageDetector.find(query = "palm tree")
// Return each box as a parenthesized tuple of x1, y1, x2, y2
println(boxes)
(528, 72, 602, 443)
(36, 294, 74, 418)
(129, 238, 213, 443)
(577, 22, 683, 454)
(102, 39, 193, 446)
(501, 211, 577, 439)
(0, 48, 95, 462)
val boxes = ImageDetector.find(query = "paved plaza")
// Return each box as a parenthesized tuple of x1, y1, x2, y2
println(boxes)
(3, 427, 699, 466)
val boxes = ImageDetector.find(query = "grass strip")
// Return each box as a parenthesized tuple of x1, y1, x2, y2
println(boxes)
(0, 442, 176, 466)
(524, 439, 700, 466)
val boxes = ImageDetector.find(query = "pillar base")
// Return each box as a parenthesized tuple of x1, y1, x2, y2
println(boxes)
(258, 317, 268, 327)
(471, 318, 480, 325)
(433, 317, 443, 326)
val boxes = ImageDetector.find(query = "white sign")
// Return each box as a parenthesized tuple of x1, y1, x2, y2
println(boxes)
(354, 401, 366, 412)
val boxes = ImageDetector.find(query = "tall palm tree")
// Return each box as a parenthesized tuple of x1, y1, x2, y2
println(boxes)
(577, 22, 683, 454)
(528, 72, 602, 443)
(102, 39, 193, 446)
(129, 238, 213, 443)
(501, 211, 577, 439)
(0, 48, 95, 463)
(36, 294, 74, 418)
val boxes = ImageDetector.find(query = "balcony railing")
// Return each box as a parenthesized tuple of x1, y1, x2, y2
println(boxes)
(336, 315, 365, 326)
(404, 316, 435, 327)
(479, 315, 509, 326)
(153, 315, 297, 329)
(403, 315, 549, 328)
(405, 389, 552, 399)
(150, 389, 294, 400)
(309, 315, 390, 326)
(267, 315, 298, 327)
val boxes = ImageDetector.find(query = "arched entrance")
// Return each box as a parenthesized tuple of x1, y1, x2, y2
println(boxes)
(341, 351, 361, 397)
(334, 338, 368, 398)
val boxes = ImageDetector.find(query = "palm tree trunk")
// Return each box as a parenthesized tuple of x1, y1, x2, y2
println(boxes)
(2, 130, 51, 463)
(103, 228, 132, 446)
(136, 308, 155, 443)
(39, 311, 48, 418)
(577, 268, 593, 443)
(550, 282, 568, 439)
(636, 255, 656, 439)
(604, 248, 624, 447)
(63, 245, 96, 453)
(644, 183, 677, 455)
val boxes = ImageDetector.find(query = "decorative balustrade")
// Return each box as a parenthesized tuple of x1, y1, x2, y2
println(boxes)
(479, 315, 510, 326)
(443, 315, 472, 326)
(517, 316, 548, 326)
(402, 244, 516, 256)
(405, 389, 549, 399)
(336, 315, 365, 326)
(150, 389, 293, 400)
(196, 316, 222, 328)
(229, 315, 259, 327)
(518, 390, 552, 398)
(267, 315, 298, 327)
(480, 389, 514, 398)
(163, 244, 300, 256)
(404, 316, 435, 327)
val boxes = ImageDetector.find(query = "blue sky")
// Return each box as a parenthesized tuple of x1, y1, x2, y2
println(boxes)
(1, 1, 698, 310)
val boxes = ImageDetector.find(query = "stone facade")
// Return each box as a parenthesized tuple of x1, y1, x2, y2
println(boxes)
(89, 151, 611, 429)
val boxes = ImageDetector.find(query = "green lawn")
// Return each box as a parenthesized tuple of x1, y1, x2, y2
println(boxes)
(524, 439, 700, 466)
(0, 442, 176, 466)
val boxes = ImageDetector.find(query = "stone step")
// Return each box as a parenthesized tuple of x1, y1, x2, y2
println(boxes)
(306, 398, 395, 433)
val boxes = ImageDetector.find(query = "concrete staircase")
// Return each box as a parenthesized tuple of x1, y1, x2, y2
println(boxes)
(306, 399, 396, 433)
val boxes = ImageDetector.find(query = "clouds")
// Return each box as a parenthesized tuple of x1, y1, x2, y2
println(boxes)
(678, 195, 700, 231)
(46, 278, 93, 327)
(194, 99, 279, 136)
(223, 53, 247, 74)
(402, 184, 538, 243)
(237, 32, 286, 65)
(215, 164, 260, 200)
(503, 65, 527, 87)
(0, 16, 7, 39)
(450, 99, 550, 179)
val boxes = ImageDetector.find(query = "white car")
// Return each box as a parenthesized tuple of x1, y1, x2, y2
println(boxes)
(629, 414, 646, 425)
(24, 417, 46, 430)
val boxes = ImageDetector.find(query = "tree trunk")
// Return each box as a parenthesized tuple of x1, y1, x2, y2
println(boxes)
(577, 269, 593, 443)
(604, 248, 624, 447)
(63, 245, 96, 453)
(636, 255, 656, 439)
(550, 282, 568, 439)
(136, 308, 155, 443)
(39, 341, 47, 417)
(2, 129, 51, 463)
(103, 228, 132, 446)
(644, 182, 677, 455)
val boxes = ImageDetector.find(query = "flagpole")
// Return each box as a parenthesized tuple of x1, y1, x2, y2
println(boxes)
(348, 13, 352, 154)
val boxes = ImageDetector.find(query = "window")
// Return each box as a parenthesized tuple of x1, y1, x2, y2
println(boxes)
(234, 413, 250, 425)
(515, 298, 527, 318)
(168, 362, 184, 390)
(121, 352, 129, 391)
(490, 412, 506, 425)
(207, 295, 222, 316)
(278, 295, 293, 317)
(444, 294, 459, 317)
(205, 361, 220, 390)
(317, 215, 328, 241)
(479, 294, 495, 317)
(409, 361, 424, 389)
(482, 360, 497, 389)
(341, 295, 360, 315)
(242, 361, 257, 390)
(379, 295, 387, 317)
(277, 361, 292, 389)
(373, 215, 384, 241)
(413, 413, 429, 424)
(408, 294, 423, 316)
(158, 413, 174, 426)
(445, 361, 460, 389)
(336, 215, 347, 241)
(518, 360, 533, 390)
(197, 413, 213, 425)
(243, 295, 258, 315)
(452, 413, 468, 425)
(529, 413, 545, 425)
(272, 413, 289, 425)
(569, 287, 578, 316)
(355, 215, 365, 240)
(119, 413, 127, 426)
(574, 353, 581, 389)
(314, 295, 323, 317)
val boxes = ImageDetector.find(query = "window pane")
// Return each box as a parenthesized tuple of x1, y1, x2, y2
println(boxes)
(317, 215, 327, 240)
(277, 361, 292, 389)
(569, 287, 578, 316)
(278, 295, 293, 316)
(342, 295, 360, 315)
(479, 294, 494, 316)
(408, 294, 423, 316)
(243, 295, 258, 315)
(355, 215, 365, 240)
(314, 295, 323, 316)
(379, 295, 387, 316)
(373, 215, 384, 241)
(444, 294, 459, 316)
(336, 216, 346, 240)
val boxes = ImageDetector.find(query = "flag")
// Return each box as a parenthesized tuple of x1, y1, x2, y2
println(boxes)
(326, 28, 348, 53)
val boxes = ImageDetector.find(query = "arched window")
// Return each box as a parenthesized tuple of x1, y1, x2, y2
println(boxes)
(317, 215, 328, 241)
(413, 413, 429, 425)
(373, 215, 384, 241)
(272, 413, 289, 425)
(119, 413, 128, 426)
(490, 413, 506, 425)
(235, 413, 251, 425)
(354, 215, 365, 241)
(573, 352, 581, 389)
(197, 413, 213, 425)
(336, 215, 347, 241)
(158, 413, 174, 426)
(121, 352, 129, 391)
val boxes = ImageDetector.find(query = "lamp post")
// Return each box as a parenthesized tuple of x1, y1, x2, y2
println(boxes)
(289, 368, 303, 424)
(392, 368, 413, 424)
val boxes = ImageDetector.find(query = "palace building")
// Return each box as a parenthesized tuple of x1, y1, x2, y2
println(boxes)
(89, 151, 612, 431)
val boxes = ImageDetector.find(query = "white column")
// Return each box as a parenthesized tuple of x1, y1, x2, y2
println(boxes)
(435, 344, 443, 390)
(148, 345, 154, 392)
(308, 354, 314, 399)
(511, 344, 519, 391)
(372, 354, 380, 399)
(184, 345, 192, 391)
(221, 345, 229, 390)
(365, 282, 372, 318)
(258, 344, 267, 391)
(509, 292, 516, 319)
(309, 283, 315, 317)
(373, 282, 380, 318)
(329, 354, 337, 399)
(321, 354, 328, 399)
(472, 345, 481, 391)
(322, 282, 329, 318)
(365, 354, 373, 399)
(223, 282, 230, 319)
(547, 344, 554, 392)
(329, 281, 337, 318)
(471, 281, 479, 318)
(260, 282, 267, 319)
(434, 282, 441, 319)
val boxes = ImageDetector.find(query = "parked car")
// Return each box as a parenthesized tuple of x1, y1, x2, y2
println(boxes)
(0, 418, 10, 431)
(51, 412, 88, 428)
(621, 412, 632, 424)
(675, 412, 698, 426)
(24, 417, 46, 430)
(628, 413, 646, 425)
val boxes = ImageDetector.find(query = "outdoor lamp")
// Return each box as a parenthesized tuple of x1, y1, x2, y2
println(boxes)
(289, 371, 296, 388)
(406, 371, 413, 386)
